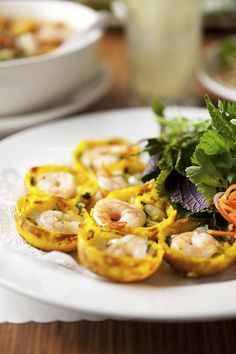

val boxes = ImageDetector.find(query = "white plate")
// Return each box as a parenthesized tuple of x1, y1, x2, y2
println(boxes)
(1, 106, 236, 322)
(0, 65, 110, 137)
(199, 37, 236, 102)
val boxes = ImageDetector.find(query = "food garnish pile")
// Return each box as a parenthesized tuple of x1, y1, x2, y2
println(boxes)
(0, 16, 74, 61)
(213, 40, 236, 88)
(14, 97, 236, 282)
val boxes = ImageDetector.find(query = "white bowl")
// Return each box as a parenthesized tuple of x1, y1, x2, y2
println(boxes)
(0, 0, 103, 116)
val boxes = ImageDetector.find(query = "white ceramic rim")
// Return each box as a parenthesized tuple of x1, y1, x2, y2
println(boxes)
(1, 107, 236, 322)
(0, 0, 103, 69)
(1, 245, 236, 322)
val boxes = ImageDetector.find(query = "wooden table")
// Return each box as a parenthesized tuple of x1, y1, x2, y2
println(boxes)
(1, 30, 236, 354)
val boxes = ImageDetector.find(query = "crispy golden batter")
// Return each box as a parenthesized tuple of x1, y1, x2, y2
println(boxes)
(159, 218, 236, 277)
(78, 225, 164, 283)
(104, 180, 177, 239)
(73, 138, 145, 174)
(25, 165, 97, 206)
(15, 194, 83, 252)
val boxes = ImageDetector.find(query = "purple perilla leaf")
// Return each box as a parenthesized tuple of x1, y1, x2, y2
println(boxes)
(166, 173, 209, 212)
(142, 154, 159, 179)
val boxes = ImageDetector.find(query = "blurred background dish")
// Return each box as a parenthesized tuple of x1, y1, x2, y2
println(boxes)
(0, 0, 105, 116)
(199, 36, 236, 102)
(0, 15, 76, 61)
(1, 0, 235, 119)
(0, 64, 110, 137)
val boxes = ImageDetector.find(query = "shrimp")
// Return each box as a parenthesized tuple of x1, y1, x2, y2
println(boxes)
(106, 234, 148, 258)
(37, 24, 72, 42)
(170, 227, 220, 258)
(93, 198, 146, 229)
(36, 172, 76, 199)
(35, 210, 80, 234)
(97, 174, 129, 192)
(81, 145, 130, 170)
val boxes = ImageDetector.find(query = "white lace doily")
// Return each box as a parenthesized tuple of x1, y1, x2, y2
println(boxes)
(0, 168, 81, 271)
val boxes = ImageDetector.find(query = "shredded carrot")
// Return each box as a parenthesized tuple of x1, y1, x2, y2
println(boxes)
(229, 191, 236, 200)
(224, 200, 236, 208)
(209, 184, 236, 237)
(208, 229, 236, 237)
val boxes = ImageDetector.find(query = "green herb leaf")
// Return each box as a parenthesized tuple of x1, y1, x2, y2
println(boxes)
(205, 95, 236, 140)
(190, 149, 225, 182)
(196, 130, 234, 155)
(76, 202, 85, 216)
(152, 101, 164, 117)
(156, 169, 172, 198)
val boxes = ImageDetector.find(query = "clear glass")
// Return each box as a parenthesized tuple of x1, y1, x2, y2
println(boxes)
(125, 0, 203, 103)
